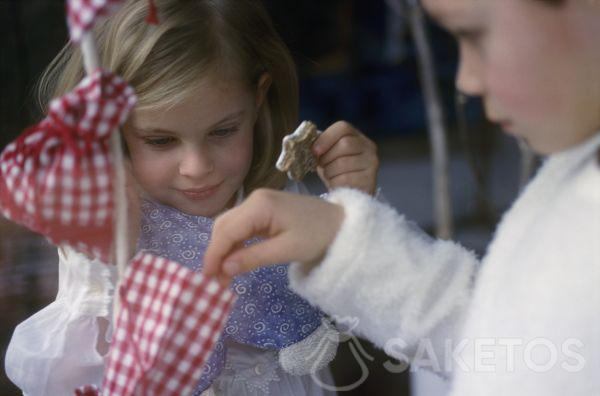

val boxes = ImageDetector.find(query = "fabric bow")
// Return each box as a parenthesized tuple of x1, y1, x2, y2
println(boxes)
(0, 69, 136, 262)
(67, 0, 159, 43)
(101, 252, 236, 396)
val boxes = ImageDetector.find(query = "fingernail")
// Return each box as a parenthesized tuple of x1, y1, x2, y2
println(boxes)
(223, 261, 240, 276)
(313, 145, 321, 155)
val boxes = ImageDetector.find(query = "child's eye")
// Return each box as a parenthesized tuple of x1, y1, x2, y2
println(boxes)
(143, 137, 176, 147)
(210, 126, 239, 138)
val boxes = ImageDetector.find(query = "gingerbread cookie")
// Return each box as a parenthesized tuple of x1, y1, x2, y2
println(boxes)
(276, 121, 321, 181)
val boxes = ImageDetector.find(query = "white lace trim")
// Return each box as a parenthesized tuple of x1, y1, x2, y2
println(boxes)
(278, 319, 339, 376)
(57, 245, 116, 317)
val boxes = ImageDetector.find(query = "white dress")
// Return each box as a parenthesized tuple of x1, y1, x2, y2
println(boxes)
(205, 340, 336, 396)
(5, 247, 116, 396)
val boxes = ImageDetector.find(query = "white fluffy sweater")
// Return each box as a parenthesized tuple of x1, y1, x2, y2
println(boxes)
(289, 133, 600, 395)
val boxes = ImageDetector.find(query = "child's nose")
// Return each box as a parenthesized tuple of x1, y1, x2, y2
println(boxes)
(178, 146, 214, 178)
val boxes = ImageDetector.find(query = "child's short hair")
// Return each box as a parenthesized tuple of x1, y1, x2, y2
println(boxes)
(38, 0, 297, 193)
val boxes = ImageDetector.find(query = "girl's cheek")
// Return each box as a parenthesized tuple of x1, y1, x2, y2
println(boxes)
(233, 128, 254, 160)
(230, 138, 254, 171)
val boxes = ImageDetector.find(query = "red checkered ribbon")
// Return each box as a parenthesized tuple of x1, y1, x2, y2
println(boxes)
(0, 69, 136, 262)
(67, 0, 125, 43)
(67, 0, 159, 43)
(102, 252, 236, 395)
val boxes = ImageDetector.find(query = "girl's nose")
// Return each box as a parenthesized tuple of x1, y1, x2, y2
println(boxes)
(178, 146, 214, 178)
(456, 45, 485, 97)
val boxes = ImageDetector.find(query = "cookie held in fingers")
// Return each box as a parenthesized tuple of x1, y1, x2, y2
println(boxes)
(276, 121, 321, 181)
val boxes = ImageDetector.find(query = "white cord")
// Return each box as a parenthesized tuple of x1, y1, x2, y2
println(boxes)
(81, 31, 129, 325)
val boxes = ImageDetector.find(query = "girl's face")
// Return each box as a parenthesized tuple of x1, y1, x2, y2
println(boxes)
(123, 74, 266, 217)
(423, 0, 600, 154)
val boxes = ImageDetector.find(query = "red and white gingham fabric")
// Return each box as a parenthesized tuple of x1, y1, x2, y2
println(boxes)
(67, 0, 126, 43)
(0, 69, 136, 262)
(102, 252, 236, 396)
(67, 0, 159, 43)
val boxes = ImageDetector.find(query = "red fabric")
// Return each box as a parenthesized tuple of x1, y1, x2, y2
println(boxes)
(146, 0, 159, 25)
(66, 0, 126, 43)
(0, 70, 136, 263)
(67, 0, 159, 42)
(102, 252, 236, 396)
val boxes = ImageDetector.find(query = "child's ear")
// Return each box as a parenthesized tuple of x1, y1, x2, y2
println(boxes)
(256, 72, 272, 109)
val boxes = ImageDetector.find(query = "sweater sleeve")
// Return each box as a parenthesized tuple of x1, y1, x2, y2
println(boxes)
(288, 188, 479, 377)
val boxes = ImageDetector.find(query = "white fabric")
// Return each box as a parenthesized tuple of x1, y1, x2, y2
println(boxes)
(5, 181, 338, 395)
(289, 133, 600, 396)
(5, 246, 116, 396)
(204, 340, 336, 396)
(279, 319, 340, 376)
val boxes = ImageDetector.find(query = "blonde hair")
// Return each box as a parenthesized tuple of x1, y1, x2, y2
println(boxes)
(38, 0, 297, 192)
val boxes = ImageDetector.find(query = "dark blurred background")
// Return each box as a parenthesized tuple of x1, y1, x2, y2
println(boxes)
(0, 1, 524, 395)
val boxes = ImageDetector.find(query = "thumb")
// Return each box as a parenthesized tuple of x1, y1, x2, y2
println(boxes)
(316, 166, 330, 190)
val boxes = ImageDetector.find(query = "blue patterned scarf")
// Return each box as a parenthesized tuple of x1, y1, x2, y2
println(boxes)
(137, 198, 324, 392)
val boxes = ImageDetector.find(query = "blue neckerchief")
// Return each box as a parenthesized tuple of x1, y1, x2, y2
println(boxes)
(137, 199, 323, 393)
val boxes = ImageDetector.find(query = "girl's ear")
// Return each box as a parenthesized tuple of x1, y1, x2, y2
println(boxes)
(256, 72, 272, 109)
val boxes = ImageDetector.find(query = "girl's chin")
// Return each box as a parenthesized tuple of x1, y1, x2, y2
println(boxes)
(174, 201, 224, 218)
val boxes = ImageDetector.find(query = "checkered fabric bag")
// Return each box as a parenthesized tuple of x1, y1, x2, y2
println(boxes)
(0, 69, 136, 262)
(67, 0, 158, 43)
(101, 252, 236, 396)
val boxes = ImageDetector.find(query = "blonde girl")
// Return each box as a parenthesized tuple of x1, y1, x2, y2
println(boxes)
(5, 0, 379, 394)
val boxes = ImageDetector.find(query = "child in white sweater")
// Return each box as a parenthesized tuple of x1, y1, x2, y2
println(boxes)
(204, 0, 600, 395)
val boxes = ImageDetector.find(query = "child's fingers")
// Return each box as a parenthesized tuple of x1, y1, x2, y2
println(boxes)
(327, 170, 370, 190)
(204, 190, 277, 276)
(214, 273, 233, 288)
(203, 206, 267, 276)
(321, 154, 369, 180)
(318, 135, 364, 166)
(313, 121, 357, 157)
(219, 233, 301, 277)
(205, 190, 344, 278)
(316, 166, 331, 190)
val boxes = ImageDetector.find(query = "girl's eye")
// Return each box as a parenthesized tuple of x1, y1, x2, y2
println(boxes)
(210, 126, 239, 138)
(143, 137, 176, 146)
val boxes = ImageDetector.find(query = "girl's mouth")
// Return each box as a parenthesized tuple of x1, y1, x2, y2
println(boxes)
(178, 183, 222, 200)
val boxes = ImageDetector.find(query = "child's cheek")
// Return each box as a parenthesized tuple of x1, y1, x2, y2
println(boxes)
(222, 132, 254, 179)
(487, 56, 559, 126)
(130, 151, 173, 192)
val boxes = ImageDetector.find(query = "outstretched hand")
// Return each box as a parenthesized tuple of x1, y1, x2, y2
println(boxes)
(203, 189, 344, 283)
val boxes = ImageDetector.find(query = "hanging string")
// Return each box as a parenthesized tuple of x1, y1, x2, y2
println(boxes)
(70, 0, 160, 333)
(79, 32, 129, 325)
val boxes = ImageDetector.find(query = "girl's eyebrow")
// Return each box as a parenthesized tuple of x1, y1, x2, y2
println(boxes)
(133, 110, 246, 135)
(133, 127, 177, 136)
(209, 110, 246, 129)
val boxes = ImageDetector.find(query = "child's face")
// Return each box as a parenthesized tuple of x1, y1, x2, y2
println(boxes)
(123, 75, 261, 217)
(423, 0, 600, 154)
